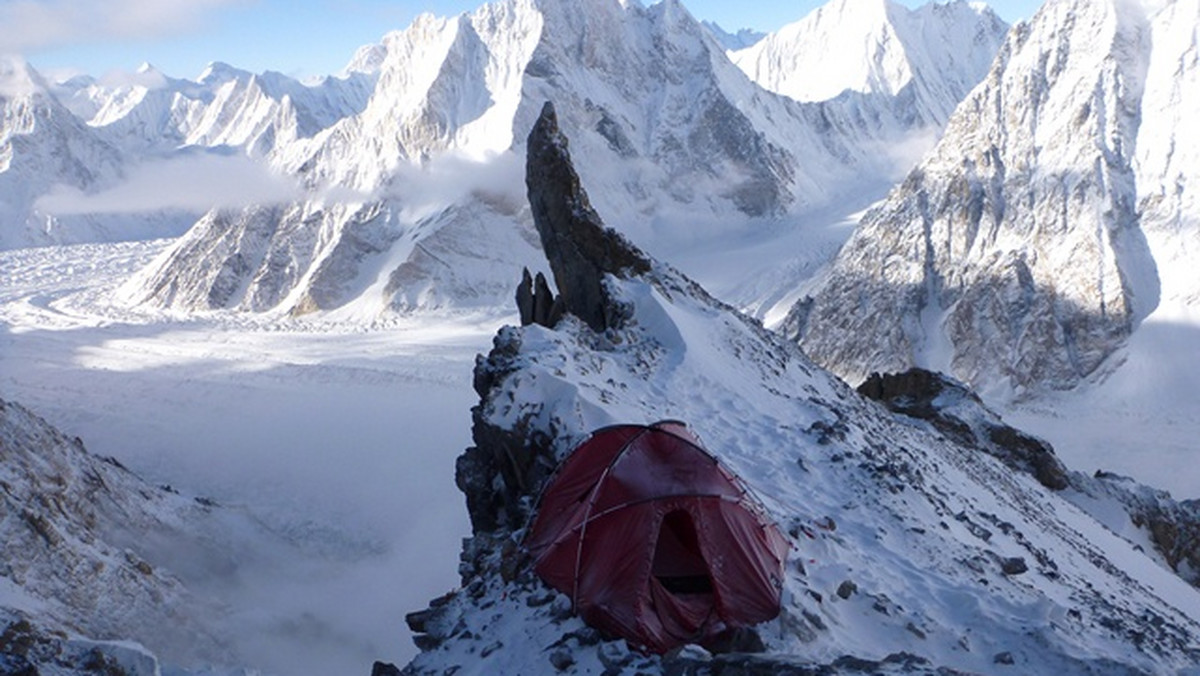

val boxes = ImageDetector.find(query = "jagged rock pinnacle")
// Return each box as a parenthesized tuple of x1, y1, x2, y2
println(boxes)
(525, 101, 650, 333)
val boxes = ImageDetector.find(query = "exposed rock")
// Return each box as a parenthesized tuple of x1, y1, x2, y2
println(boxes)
(457, 331, 560, 534)
(525, 101, 651, 333)
(516, 267, 564, 328)
(836, 580, 858, 600)
(548, 646, 575, 671)
(371, 661, 402, 676)
(0, 609, 159, 676)
(1000, 557, 1028, 576)
(703, 627, 766, 655)
(857, 369, 1069, 490)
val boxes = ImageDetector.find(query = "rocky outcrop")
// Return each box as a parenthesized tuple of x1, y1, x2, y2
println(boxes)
(0, 609, 160, 676)
(856, 369, 1200, 587)
(1075, 472, 1200, 588)
(857, 368, 1069, 490)
(525, 101, 650, 333)
(455, 102, 648, 535)
(516, 267, 563, 328)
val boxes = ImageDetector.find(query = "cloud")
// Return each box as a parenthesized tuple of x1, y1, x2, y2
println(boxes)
(380, 150, 526, 217)
(0, 0, 250, 54)
(35, 152, 303, 215)
(96, 65, 170, 90)
(0, 56, 39, 97)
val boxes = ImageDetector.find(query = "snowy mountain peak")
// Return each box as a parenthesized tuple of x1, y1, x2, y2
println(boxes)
(731, 0, 1007, 113)
(0, 56, 47, 99)
(701, 21, 766, 51)
(344, 42, 387, 75)
(197, 60, 248, 85)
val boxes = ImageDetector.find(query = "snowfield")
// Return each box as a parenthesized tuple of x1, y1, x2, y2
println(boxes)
(0, 240, 498, 673)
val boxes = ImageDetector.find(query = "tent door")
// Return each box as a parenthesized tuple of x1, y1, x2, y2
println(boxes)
(652, 510, 713, 595)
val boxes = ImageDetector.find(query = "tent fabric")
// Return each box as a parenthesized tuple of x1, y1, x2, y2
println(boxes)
(525, 421, 789, 654)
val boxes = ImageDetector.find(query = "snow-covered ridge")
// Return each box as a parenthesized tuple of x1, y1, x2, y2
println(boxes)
(0, 397, 220, 666)
(701, 20, 765, 50)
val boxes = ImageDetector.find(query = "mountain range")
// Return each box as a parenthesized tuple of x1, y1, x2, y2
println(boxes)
(3, 0, 1009, 320)
(2, 0, 1199, 673)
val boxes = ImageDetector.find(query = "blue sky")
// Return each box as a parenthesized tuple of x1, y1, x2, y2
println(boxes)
(12, 0, 1044, 82)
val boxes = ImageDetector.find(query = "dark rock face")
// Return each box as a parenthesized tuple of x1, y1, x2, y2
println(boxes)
(525, 101, 651, 333)
(1000, 557, 1028, 576)
(455, 100, 661, 536)
(371, 661, 401, 676)
(515, 267, 563, 328)
(857, 368, 1069, 490)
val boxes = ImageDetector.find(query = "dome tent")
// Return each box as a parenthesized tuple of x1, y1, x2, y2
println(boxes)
(525, 421, 789, 654)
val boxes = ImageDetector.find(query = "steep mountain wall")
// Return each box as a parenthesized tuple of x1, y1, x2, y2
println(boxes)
(793, 0, 1186, 395)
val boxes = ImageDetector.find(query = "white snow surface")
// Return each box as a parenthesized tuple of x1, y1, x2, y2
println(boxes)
(730, 0, 1006, 118)
(0, 240, 497, 674)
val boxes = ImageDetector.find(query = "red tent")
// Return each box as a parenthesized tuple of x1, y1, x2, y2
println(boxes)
(525, 421, 789, 654)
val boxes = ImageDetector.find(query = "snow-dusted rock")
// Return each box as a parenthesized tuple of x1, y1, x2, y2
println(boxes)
(0, 398, 224, 664)
(856, 367, 1200, 587)
(0, 609, 161, 676)
(793, 0, 1196, 396)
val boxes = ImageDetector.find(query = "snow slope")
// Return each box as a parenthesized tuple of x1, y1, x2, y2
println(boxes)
(405, 112, 1200, 673)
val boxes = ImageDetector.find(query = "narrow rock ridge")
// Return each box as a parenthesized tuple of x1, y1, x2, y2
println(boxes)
(525, 101, 651, 333)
